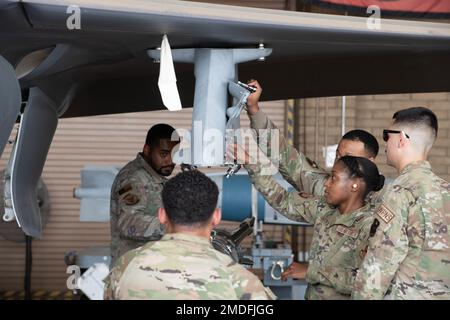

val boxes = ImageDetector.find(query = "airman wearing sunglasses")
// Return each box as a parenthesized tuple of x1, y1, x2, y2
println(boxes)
(353, 107, 450, 300)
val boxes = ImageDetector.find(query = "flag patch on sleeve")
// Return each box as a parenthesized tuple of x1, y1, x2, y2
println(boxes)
(376, 205, 395, 224)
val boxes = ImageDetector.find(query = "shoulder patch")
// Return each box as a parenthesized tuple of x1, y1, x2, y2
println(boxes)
(376, 205, 395, 224)
(336, 225, 359, 239)
(118, 183, 133, 195)
(122, 193, 139, 206)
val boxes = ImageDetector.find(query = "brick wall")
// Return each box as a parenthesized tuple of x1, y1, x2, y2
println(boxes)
(293, 92, 450, 257)
(298, 92, 450, 179)
(354, 93, 450, 181)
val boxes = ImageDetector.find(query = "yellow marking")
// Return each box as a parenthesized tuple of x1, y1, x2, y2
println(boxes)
(33, 290, 46, 297)
(4, 291, 15, 297)
(49, 291, 60, 297)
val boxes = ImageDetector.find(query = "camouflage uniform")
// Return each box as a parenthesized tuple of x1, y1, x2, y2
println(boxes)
(245, 163, 375, 300)
(104, 233, 276, 300)
(110, 153, 166, 266)
(248, 110, 387, 202)
(352, 161, 450, 300)
(249, 109, 328, 196)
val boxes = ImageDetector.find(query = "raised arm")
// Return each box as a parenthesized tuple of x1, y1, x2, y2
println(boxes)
(244, 162, 325, 225)
(246, 80, 328, 196)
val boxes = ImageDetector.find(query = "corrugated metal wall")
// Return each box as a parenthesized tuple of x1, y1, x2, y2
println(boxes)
(0, 101, 285, 291)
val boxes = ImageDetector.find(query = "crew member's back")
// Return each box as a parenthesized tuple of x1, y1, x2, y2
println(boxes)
(106, 232, 271, 299)
(104, 170, 275, 300)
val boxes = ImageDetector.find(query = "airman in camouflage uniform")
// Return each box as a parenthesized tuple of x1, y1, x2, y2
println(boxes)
(353, 107, 450, 300)
(110, 153, 167, 265)
(244, 155, 383, 300)
(110, 124, 179, 265)
(104, 233, 275, 300)
(105, 170, 275, 300)
(353, 161, 450, 299)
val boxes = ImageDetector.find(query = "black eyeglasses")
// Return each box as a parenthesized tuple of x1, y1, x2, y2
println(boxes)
(383, 129, 410, 142)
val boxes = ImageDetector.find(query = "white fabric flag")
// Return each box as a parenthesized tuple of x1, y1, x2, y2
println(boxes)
(158, 35, 182, 111)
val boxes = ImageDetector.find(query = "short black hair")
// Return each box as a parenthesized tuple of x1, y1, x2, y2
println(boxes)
(342, 129, 379, 158)
(393, 107, 438, 138)
(162, 171, 219, 226)
(145, 123, 177, 147)
(338, 156, 385, 198)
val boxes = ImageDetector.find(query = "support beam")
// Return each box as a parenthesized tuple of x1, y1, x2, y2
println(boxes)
(148, 47, 272, 166)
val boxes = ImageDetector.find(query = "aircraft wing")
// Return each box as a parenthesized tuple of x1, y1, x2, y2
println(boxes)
(1, 0, 450, 118)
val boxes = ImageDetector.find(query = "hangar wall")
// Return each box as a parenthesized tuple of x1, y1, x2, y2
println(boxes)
(300, 93, 450, 182)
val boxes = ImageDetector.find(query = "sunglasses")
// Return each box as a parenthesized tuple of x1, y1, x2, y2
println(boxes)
(383, 129, 410, 142)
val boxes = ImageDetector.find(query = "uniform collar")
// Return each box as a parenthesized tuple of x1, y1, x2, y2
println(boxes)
(160, 233, 212, 247)
(136, 153, 166, 183)
(399, 160, 431, 176)
(325, 203, 371, 227)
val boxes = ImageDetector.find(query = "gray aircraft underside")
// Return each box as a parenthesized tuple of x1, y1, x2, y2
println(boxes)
(1, 0, 450, 238)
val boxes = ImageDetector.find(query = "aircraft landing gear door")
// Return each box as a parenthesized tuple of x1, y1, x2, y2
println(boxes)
(0, 55, 21, 158)
(10, 87, 58, 238)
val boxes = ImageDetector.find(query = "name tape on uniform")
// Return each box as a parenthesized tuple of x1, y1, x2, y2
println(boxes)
(336, 225, 359, 239)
